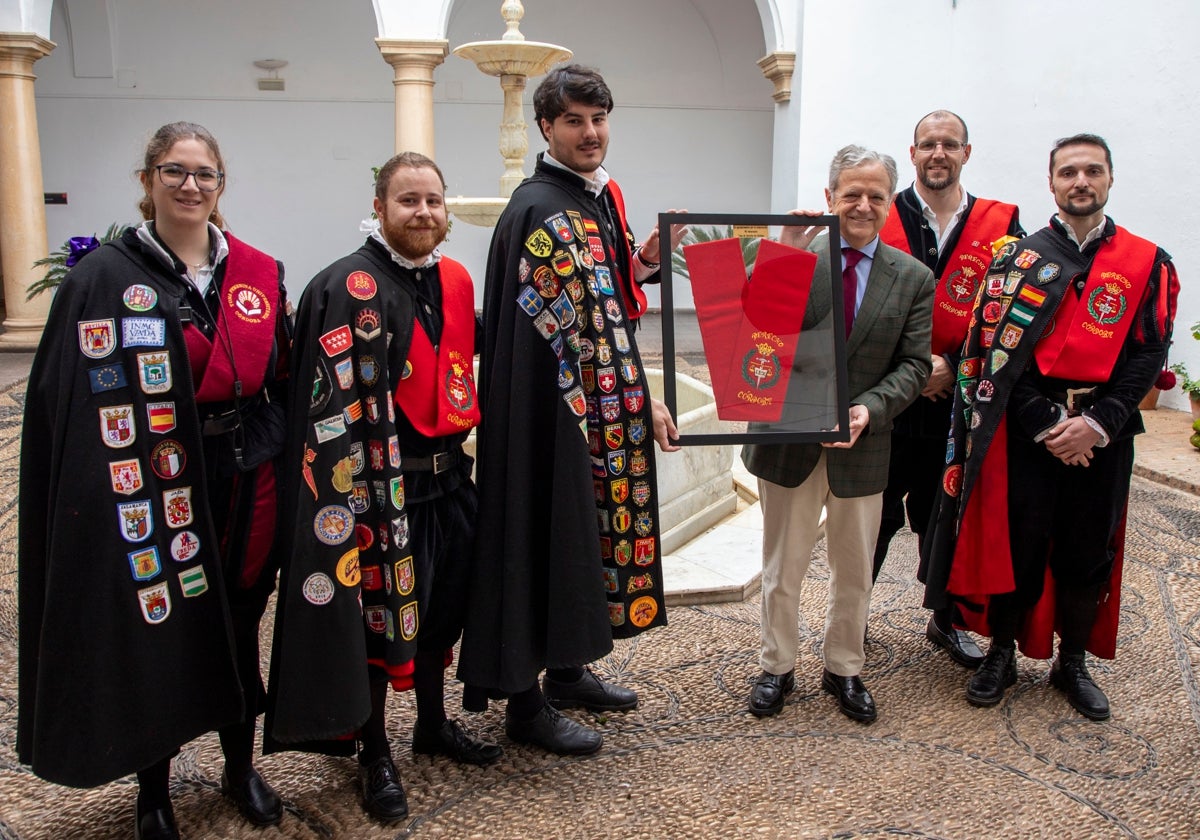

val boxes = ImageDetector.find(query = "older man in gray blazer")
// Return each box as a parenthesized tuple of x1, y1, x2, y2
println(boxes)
(743, 145, 935, 723)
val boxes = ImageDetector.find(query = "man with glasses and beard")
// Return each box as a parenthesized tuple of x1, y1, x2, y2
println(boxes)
(871, 110, 1023, 668)
(923, 134, 1178, 720)
(268, 152, 499, 825)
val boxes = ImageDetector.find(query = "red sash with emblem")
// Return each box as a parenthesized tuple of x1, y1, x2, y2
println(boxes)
(392, 257, 481, 436)
(188, 234, 280, 402)
(1033, 227, 1157, 382)
(684, 237, 815, 421)
(605, 180, 649, 320)
(882, 198, 1017, 355)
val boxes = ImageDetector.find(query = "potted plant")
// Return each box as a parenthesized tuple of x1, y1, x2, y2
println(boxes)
(28, 223, 129, 300)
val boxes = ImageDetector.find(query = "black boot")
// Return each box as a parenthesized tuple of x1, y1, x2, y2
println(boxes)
(1050, 654, 1110, 721)
(966, 643, 1016, 707)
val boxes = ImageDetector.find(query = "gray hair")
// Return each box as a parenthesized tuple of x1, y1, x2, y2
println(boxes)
(828, 145, 898, 195)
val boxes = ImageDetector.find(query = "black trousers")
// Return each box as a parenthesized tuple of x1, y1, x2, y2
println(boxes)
(1004, 428, 1134, 608)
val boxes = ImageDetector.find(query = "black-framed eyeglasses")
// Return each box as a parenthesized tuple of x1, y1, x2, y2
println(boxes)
(154, 164, 224, 192)
(915, 140, 965, 153)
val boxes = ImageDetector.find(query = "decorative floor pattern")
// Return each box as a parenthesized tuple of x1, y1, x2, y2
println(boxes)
(1, 379, 1199, 838)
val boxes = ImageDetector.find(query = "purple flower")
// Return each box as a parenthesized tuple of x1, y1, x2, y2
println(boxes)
(65, 236, 100, 267)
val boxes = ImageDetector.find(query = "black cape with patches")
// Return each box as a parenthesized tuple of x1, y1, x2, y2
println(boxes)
(458, 161, 667, 699)
(18, 237, 259, 787)
(266, 239, 429, 754)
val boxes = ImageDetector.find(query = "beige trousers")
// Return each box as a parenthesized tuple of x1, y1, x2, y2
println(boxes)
(758, 452, 882, 677)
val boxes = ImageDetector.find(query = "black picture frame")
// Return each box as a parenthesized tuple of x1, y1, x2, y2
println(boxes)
(655, 212, 850, 447)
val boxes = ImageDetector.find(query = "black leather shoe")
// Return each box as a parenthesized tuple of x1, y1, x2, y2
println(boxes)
(413, 718, 503, 765)
(926, 616, 985, 668)
(1050, 654, 1110, 721)
(134, 802, 179, 840)
(544, 668, 638, 712)
(358, 756, 408, 823)
(748, 670, 795, 718)
(966, 643, 1017, 707)
(221, 765, 283, 827)
(505, 704, 603, 755)
(821, 669, 877, 723)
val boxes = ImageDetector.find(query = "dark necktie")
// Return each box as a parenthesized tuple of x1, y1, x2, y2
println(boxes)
(842, 247, 865, 337)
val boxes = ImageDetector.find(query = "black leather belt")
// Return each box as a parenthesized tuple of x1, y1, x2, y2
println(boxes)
(199, 392, 267, 436)
(1047, 386, 1099, 416)
(402, 448, 461, 474)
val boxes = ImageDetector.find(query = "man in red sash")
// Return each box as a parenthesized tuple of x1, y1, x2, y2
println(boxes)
(873, 110, 1023, 668)
(459, 65, 679, 756)
(922, 134, 1179, 720)
(742, 146, 935, 723)
(268, 153, 499, 824)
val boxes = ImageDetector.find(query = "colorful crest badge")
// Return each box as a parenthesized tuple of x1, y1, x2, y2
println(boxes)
(138, 583, 171, 624)
(525, 228, 554, 258)
(364, 606, 387, 633)
(1013, 249, 1041, 270)
(78, 319, 116, 358)
(390, 476, 405, 510)
(628, 417, 647, 445)
(346, 271, 378, 301)
(109, 458, 144, 495)
(518, 285, 544, 316)
(396, 555, 415, 595)
(400, 601, 418, 640)
(320, 325, 353, 357)
(546, 213, 574, 243)
(314, 505, 354, 545)
(163, 487, 195, 528)
(623, 387, 645, 414)
(100, 405, 136, 448)
(302, 572, 335, 605)
(348, 481, 370, 514)
(311, 361, 332, 415)
(358, 355, 380, 386)
(128, 546, 161, 581)
(123, 284, 158, 312)
(392, 514, 410, 550)
(179, 565, 209, 597)
(355, 307, 382, 341)
(137, 352, 172, 394)
(336, 548, 361, 586)
(117, 499, 153, 542)
(146, 401, 176, 434)
(614, 539, 633, 566)
(150, 439, 187, 480)
(600, 394, 621, 422)
(335, 357, 354, 390)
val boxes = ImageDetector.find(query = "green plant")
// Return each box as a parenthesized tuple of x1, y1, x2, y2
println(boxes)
(28, 223, 129, 300)
(1170, 363, 1200, 401)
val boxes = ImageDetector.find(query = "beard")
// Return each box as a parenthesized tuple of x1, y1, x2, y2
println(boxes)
(1058, 193, 1105, 218)
(918, 170, 954, 192)
(383, 220, 447, 261)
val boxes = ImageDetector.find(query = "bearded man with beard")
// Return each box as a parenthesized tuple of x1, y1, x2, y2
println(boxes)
(922, 134, 1179, 721)
(268, 153, 499, 825)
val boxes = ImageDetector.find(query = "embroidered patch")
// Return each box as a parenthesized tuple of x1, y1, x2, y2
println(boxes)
(629, 596, 659, 628)
(336, 548, 361, 586)
(942, 464, 963, 497)
(123, 284, 158, 312)
(89, 363, 127, 393)
(117, 499, 153, 542)
(1013, 249, 1041, 269)
(179, 565, 209, 597)
(79, 319, 117, 358)
(162, 487, 195, 528)
(150, 439, 187, 479)
(546, 212, 574, 243)
(525, 228, 554, 258)
(400, 601, 418, 640)
(320, 325, 353, 357)
(335, 357, 354, 389)
(138, 583, 171, 624)
(109, 458, 144, 495)
(128, 546, 161, 581)
(395, 555, 415, 596)
(1037, 263, 1060, 284)
(355, 308, 382, 341)
(226, 283, 271, 323)
(313, 505, 354, 545)
(302, 572, 335, 605)
(314, 414, 348, 443)
(609, 603, 626, 626)
(100, 405, 137, 448)
(136, 352, 172, 394)
(146, 401, 176, 433)
(122, 317, 166, 347)
(170, 530, 201, 562)
(346, 270, 378, 301)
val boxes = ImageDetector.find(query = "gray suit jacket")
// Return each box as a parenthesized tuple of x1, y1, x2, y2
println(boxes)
(742, 238, 935, 497)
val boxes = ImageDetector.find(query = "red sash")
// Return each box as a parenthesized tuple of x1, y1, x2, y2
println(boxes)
(1034, 226, 1157, 381)
(392, 257, 481, 436)
(605, 179, 649, 319)
(187, 234, 280, 402)
(882, 198, 1017, 355)
(684, 238, 815, 421)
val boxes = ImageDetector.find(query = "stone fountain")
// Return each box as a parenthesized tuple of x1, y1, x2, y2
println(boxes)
(448, 0, 572, 227)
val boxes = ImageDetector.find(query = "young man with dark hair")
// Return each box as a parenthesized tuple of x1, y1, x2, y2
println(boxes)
(458, 64, 679, 755)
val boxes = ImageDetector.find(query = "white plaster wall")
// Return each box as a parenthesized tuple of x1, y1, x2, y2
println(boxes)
(32, 0, 775, 311)
(785, 0, 1200, 408)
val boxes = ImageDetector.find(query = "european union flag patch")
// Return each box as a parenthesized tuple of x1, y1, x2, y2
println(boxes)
(89, 363, 128, 393)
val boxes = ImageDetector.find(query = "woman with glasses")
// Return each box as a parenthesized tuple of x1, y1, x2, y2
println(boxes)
(18, 122, 291, 840)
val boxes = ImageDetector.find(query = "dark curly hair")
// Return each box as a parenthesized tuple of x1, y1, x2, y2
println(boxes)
(532, 65, 613, 141)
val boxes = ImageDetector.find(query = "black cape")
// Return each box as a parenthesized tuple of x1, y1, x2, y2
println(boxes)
(17, 235, 271, 787)
(266, 239, 435, 753)
(458, 161, 667, 699)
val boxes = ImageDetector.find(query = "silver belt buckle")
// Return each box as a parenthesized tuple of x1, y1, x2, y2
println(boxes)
(1065, 386, 1096, 415)
(432, 451, 453, 474)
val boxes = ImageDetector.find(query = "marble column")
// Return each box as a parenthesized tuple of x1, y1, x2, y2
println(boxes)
(0, 33, 54, 350)
(375, 39, 449, 157)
